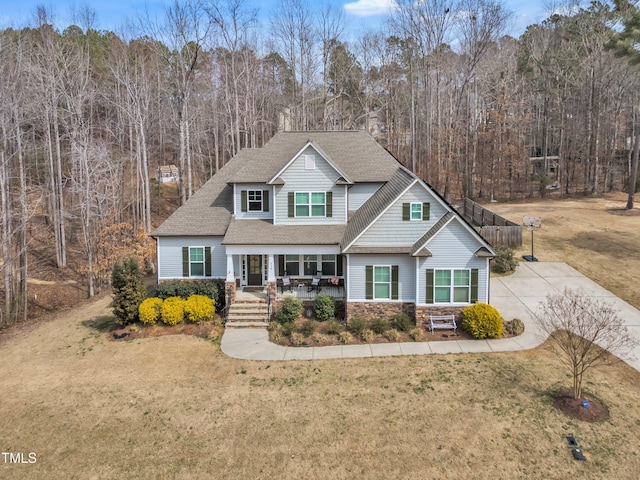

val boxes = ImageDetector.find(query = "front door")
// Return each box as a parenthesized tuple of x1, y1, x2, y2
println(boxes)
(247, 255, 262, 286)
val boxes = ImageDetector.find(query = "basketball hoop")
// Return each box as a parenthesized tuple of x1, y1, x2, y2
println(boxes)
(522, 216, 542, 262)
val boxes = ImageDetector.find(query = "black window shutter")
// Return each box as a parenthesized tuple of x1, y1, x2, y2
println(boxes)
(241, 190, 247, 212)
(422, 203, 430, 220)
(402, 203, 410, 221)
(426, 269, 434, 304)
(288, 192, 294, 217)
(326, 191, 332, 217)
(336, 255, 343, 276)
(391, 265, 399, 300)
(182, 247, 189, 277)
(471, 269, 479, 303)
(263, 189, 270, 212)
(205, 247, 212, 276)
(278, 255, 285, 275)
(365, 265, 373, 299)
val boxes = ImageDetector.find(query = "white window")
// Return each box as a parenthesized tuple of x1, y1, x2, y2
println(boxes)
(285, 255, 300, 276)
(303, 255, 318, 275)
(190, 247, 205, 276)
(410, 202, 422, 220)
(434, 269, 470, 303)
(321, 255, 336, 276)
(374, 266, 391, 299)
(295, 192, 325, 217)
(247, 190, 263, 211)
(304, 154, 316, 170)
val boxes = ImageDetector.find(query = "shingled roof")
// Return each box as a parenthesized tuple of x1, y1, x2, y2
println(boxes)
(151, 155, 240, 236)
(222, 220, 345, 245)
(226, 131, 400, 184)
(153, 131, 403, 237)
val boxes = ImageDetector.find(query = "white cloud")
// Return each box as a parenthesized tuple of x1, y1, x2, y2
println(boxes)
(343, 0, 396, 17)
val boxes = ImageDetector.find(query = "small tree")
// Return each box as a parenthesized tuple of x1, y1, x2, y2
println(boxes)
(535, 288, 638, 399)
(112, 257, 145, 325)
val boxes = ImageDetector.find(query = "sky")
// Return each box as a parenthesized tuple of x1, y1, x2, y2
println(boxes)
(0, 0, 555, 39)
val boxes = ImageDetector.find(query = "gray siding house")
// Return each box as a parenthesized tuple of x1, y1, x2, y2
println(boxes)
(152, 131, 495, 324)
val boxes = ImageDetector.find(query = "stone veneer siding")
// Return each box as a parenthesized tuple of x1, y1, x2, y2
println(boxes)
(225, 281, 237, 305)
(345, 302, 416, 323)
(414, 306, 464, 329)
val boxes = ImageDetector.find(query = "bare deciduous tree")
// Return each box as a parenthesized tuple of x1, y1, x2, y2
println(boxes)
(535, 288, 638, 399)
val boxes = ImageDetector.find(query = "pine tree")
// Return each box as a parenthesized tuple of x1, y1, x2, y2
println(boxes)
(111, 257, 145, 325)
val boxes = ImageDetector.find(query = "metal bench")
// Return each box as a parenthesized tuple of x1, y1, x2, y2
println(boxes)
(429, 314, 457, 332)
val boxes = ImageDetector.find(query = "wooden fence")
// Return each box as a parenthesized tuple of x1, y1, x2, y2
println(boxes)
(461, 198, 522, 248)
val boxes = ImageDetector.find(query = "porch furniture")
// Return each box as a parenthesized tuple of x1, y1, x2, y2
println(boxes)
(279, 275, 292, 293)
(429, 314, 457, 332)
(308, 272, 322, 293)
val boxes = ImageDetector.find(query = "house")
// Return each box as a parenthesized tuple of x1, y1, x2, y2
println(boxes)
(157, 165, 179, 183)
(152, 131, 496, 325)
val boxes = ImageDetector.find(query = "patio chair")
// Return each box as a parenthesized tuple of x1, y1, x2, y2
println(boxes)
(281, 274, 292, 293)
(308, 271, 322, 293)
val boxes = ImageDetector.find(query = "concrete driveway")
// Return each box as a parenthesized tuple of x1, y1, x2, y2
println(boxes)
(491, 262, 640, 371)
(221, 262, 640, 371)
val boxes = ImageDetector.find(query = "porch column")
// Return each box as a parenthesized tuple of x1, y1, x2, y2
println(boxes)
(267, 254, 276, 282)
(226, 254, 235, 282)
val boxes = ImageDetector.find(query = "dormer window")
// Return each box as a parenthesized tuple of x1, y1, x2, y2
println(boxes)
(304, 154, 316, 170)
(240, 189, 270, 213)
(248, 190, 263, 211)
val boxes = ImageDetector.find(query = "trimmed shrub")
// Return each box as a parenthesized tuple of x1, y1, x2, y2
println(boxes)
(492, 247, 518, 274)
(461, 303, 504, 339)
(300, 319, 317, 337)
(314, 295, 335, 321)
(161, 296, 186, 326)
(155, 279, 222, 306)
(505, 318, 525, 336)
(290, 332, 305, 346)
(324, 319, 344, 335)
(348, 316, 367, 336)
(139, 297, 163, 325)
(112, 257, 145, 325)
(338, 331, 353, 344)
(409, 328, 424, 341)
(392, 313, 412, 332)
(361, 329, 376, 343)
(384, 329, 401, 342)
(370, 317, 390, 335)
(184, 294, 216, 323)
(276, 297, 303, 324)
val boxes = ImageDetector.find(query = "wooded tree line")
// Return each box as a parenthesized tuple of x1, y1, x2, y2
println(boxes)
(1, 0, 640, 324)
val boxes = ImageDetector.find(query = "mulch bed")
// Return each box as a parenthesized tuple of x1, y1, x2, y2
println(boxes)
(109, 320, 223, 341)
(272, 318, 518, 347)
(552, 390, 610, 422)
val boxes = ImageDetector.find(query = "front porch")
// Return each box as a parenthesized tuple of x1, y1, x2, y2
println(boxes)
(225, 252, 345, 299)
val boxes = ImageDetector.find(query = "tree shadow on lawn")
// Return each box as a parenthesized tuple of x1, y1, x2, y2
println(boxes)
(82, 315, 118, 333)
(571, 231, 636, 260)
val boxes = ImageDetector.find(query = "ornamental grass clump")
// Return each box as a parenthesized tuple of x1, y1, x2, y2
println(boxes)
(184, 294, 215, 323)
(409, 328, 424, 341)
(161, 296, 186, 326)
(361, 329, 376, 343)
(461, 303, 503, 339)
(138, 297, 163, 325)
(338, 331, 353, 344)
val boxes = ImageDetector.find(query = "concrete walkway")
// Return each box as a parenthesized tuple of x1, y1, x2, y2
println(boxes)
(221, 262, 640, 370)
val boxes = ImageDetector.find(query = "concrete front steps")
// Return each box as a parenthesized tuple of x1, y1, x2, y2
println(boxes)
(225, 293, 270, 329)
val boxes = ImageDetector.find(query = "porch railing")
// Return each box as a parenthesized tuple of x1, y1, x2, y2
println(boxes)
(276, 283, 345, 300)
